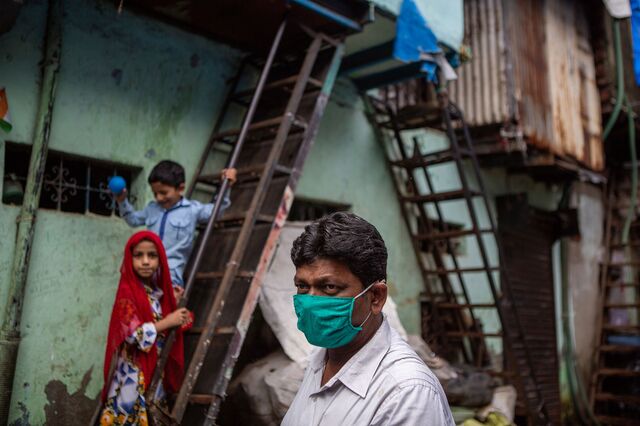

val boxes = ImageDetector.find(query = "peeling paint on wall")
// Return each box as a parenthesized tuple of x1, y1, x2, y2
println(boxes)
(43, 369, 97, 426)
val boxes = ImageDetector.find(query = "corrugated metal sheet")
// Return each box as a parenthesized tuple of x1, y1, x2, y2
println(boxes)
(449, 0, 509, 127)
(448, 0, 603, 171)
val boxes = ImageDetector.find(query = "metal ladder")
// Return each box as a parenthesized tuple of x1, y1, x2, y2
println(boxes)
(145, 20, 344, 425)
(591, 172, 640, 425)
(366, 87, 551, 425)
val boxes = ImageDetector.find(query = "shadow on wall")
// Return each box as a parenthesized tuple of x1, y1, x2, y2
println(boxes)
(11, 368, 98, 426)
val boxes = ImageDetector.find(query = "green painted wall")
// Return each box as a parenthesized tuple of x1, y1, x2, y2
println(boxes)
(297, 80, 426, 334)
(1, 0, 242, 423)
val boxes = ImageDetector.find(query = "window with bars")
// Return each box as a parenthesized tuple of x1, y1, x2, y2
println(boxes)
(287, 198, 351, 222)
(2, 142, 140, 216)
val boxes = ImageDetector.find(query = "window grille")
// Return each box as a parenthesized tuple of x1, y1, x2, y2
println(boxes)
(2, 142, 140, 216)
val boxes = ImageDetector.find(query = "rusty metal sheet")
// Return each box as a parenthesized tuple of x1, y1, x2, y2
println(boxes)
(448, 0, 604, 171)
(544, 0, 603, 170)
(449, 0, 509, 127)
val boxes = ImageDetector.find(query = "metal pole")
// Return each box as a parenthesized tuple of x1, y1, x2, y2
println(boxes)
(0, 0, 62, 423)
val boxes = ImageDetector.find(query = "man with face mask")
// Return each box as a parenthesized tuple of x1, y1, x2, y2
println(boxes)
(282, 212, 454, 426)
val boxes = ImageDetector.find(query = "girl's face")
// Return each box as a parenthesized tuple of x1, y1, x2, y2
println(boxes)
(132, 240, 159, 282)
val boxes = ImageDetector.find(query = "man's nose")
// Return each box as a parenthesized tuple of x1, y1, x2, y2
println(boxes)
(308, 287, 323, 296)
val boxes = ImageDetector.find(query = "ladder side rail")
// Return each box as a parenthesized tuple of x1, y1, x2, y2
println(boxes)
(446, 99, 551, 424)
(146, 19, 288, 403)
(171, 34, 325, 421)
(412, 137, 488, 367)
(382, 104, 469, 359)
(202, 43, 346, 425)
(186, 56, 250, 198)
(363, 97, 450, 352)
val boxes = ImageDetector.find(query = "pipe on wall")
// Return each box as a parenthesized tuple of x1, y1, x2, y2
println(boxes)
(0, 0, 62, 423)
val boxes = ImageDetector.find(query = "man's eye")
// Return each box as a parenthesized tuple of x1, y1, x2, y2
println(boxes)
(325, 284, 336, 291)
(295, 283, 309, 290)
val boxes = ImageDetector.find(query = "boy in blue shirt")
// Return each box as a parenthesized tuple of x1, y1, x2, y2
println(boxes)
(115, 160, 236, 298)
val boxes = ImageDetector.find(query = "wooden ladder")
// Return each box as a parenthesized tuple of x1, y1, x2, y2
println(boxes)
(590, 172, 640, 425)
(366, 87, 552, 425)
(145, 20, 344, 425)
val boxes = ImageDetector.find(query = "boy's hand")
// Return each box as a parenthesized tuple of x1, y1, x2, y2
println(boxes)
(111, 188, 127, 204)
(173, 285, 184, 304)
(222, 168, 237, 186)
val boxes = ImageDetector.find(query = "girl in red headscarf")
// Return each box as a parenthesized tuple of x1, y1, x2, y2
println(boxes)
(100, 231, 189, 426)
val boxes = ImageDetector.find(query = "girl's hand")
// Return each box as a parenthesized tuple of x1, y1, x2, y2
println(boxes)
(166, 308, 190, 328)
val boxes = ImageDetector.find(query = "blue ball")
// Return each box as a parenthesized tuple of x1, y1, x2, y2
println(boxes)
(108, 176, 126, 195)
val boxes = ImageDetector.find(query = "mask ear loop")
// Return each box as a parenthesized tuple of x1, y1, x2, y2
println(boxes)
(355, 279, 387, 327)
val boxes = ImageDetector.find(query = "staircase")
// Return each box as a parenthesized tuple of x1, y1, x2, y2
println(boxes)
(591, 172, 640, 425)
(145, 20, 344, 425)
(366, 86, 552, 425)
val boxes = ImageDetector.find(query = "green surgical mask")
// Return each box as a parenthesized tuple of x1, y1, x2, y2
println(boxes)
(293, 283, 375, 349)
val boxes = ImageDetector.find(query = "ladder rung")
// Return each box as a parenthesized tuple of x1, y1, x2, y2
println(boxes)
(186, 326, 236, 336)
(445, 331, 502, 338)
(390, 148, 471, 169)
(597, 368, 640, 377)
(195, 270, 255, 280)
(604, 303, 640, 308)
(606, 261, 640, 267)
(595, 392, 640, 405)
(189, 394, 215, 405)
(602, 324, 640, 331)
(233, 75, 323, 100)
(423, 266, 501, 275)
(594, 415, 639, 426)
(415, 228, 493, 241)
(606, 282, 640, 288)
(610, 242, 640, 249)
(436, 303, 496, 309)
(402, 190, 480, 204)
(217, 213, 276, 224)
(197, 164, 293, 185)
(212, 115, 307, 141)
(598, 344, 640, 353)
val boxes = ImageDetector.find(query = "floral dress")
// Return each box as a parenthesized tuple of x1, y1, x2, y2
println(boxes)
(100, 284, 165, 426)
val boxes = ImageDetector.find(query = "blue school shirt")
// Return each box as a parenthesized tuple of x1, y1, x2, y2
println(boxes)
(118, 194, 230, 286)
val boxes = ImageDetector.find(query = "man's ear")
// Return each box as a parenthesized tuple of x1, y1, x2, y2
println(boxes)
(178, 182, 186, 193)
(370, 281, 387, 315)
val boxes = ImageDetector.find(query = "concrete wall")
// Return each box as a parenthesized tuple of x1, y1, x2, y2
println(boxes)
(1, 1, 242, 423)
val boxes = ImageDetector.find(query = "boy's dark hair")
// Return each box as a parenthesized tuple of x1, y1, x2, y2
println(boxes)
(291, 212, 387, 288)
(148, 160, 185, 188)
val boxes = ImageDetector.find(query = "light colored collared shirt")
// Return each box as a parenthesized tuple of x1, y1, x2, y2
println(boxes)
(119, 194, 230, 286)
(282, 317, 455, 426)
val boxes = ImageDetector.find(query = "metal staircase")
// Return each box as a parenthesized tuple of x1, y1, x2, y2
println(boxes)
(366, 86, 552, 425)
(145, 20, 344, 425)
(591, 172, 640, 425)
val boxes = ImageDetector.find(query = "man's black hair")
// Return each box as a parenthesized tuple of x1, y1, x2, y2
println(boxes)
(148, 160, 185, 188)
(291, 212, 387, 288)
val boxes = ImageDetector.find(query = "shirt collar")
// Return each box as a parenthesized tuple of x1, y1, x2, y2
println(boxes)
(309, 316, 392, 399)
(160, 197, 190, 211)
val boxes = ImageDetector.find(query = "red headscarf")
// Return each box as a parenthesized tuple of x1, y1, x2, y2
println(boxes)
(102, 231, 184, 401)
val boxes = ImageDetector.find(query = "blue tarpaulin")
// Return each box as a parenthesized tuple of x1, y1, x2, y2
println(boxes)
(393, 0, 441, 81)
(632, 0, 640, 85)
